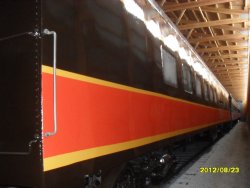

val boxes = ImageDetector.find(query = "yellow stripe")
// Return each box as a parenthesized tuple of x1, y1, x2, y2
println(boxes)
(44, 120, 226, 171)
(42, 65, 219, 110)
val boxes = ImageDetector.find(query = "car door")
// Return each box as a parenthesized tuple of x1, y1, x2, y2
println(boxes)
(0, 0, 43, 187)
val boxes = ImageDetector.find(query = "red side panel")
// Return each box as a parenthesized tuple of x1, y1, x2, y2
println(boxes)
(42, 72, 230, 158)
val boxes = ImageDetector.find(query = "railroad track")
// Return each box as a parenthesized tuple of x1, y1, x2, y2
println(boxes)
(149, 130, 232, 188)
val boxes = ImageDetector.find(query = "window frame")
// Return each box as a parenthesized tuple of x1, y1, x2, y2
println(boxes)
(194, 74, 202, 98)
(182, 61, 193, 94)
(208, 85, 214, 102)
(203, 81, 209, 101)
(160, 46, 178, 88)
(213, 88, 218, 104)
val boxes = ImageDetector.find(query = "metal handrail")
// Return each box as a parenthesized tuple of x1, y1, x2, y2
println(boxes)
(43, 29, 58, 137)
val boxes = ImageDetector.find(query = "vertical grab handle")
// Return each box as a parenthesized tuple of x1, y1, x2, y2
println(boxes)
(43, 29, 57, 137)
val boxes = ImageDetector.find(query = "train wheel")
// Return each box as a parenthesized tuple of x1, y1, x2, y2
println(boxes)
(114, 166, 137, 188)
(208, 128, 218, 142)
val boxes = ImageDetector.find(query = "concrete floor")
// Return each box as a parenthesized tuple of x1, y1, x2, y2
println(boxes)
(159, 122, 250, 188)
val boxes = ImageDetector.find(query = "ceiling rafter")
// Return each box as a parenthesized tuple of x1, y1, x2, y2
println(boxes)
(163, 0, 239, 12)
(173, 0, 187, 25)
(209, 60, 248, 64)
(220, 79, 246, 83)
(179, 18, 248, 30)
(215, 71, 247, 75)
(223, 80, 246, 83)
(204, 54, 247, 60)
(193, 38, 248, 46)
(215, 70, 247, 74)
(212, 67, 247, 71)
(215, 72, 247, 76)
(187, 1, 208, 41)
(194, 7, 247, 14)
(154, 0, 249, 102)
(197, 45, 247, 52)
(201, 5, 224, 59)
(209, 65, 247, 70)
(213, 25, 247, 31)
(190, 34, 247, 43)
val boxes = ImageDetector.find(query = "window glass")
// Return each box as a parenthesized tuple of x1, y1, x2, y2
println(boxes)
(195, 75, 202, 97)
(203, 82, 209, 101)
(161, 47, 178, 87)
(209, 86, 214, 102)
(213, 89, 218, 103)
(182, 63, 192, 93)
(218, 92, 224, 106)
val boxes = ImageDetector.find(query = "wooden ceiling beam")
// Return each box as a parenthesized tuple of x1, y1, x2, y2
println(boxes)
(215, 73, 246, 79)
(220, 79, 246, 82)
(216, 74, 246, 76)
(163, 0, 239, 12)
(225, 83, 245, 86)
(209, 60, 248, 64)
(154, 0, 248, 101)
(224, 84, 241, 87)
(195, 7, 247, 14)
(210, 65, 247, 70)
(216, 73, 246, 76)
(209, 66, 246, 71)
(230, 85, 246, 90)
(230, 89, 245, 92)
(230, 92, 245, 96)
(224, 86, 245, 89)
(217, 76, 246, 80)
(160, 0, 167, 6)
(223, 85, 245, 88)
(223, 84, 242, 88)
(215, 70, 247, 74)
(179, 18, 247, 30)
(212, 67, 247, 71)
(216, 75, 245, 78)
(190, 34, 247, 43)
(222, 79, 246, 81)
(176, 9, 186, 25)
(221, 79, 244, 85)
(213, 25, 247, 32)
(197, 45, 247, 52)
(214, 3, 230, 52)
(204, 54, 247, 60)
(216, 73, 247, 77)
(222, 82, 245, 85)
(215, 72, 247, 76)
(194, 38, 247, 45)
(210, 63, 247, 69)
(226, 85, 245, 88)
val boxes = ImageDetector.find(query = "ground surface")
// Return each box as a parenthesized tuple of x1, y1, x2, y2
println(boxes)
(154, 122, 250, 188)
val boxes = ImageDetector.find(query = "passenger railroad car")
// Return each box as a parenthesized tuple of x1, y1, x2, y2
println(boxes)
(0, 0, 240, 187)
